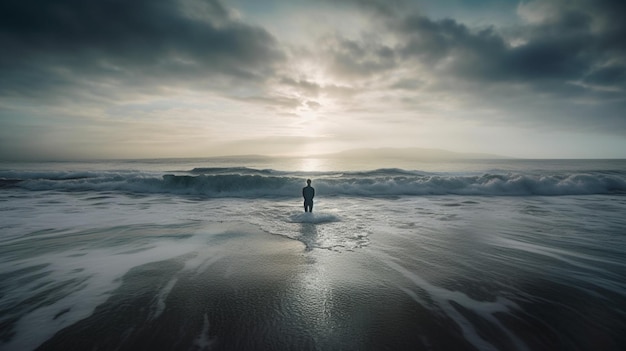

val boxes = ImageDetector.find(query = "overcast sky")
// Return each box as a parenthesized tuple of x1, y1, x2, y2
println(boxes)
(1, 0, 625, 160)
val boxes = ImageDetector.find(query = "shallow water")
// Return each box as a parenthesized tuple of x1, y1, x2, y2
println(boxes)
(1, 159, 626, 350)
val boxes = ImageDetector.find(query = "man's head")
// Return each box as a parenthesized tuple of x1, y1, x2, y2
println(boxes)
(306, 179, 311, 185)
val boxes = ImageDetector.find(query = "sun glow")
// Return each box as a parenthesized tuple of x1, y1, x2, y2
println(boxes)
(297, 157, 325, 172)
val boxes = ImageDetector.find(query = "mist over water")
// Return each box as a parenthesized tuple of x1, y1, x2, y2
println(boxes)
(1, 158, 625, 350)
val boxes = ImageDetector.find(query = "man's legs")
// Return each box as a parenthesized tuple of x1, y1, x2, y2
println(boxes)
(304, 202, 313, 212)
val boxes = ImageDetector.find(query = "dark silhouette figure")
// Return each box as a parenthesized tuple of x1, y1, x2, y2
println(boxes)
(302, 179, 315, 212)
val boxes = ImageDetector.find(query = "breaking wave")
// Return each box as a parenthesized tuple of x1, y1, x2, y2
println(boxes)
(2, 168, 626, 197)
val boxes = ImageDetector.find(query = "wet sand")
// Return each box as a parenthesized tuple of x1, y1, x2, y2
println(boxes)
(2, 210, 618, 351)
(34, 223, 481, 351)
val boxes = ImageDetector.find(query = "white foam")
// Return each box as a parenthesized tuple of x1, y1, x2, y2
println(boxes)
(382, 256, 528, 351)
(149, 278, 178, 320)
(193, 313, 215, 349)
(1, 235, 202, 350)
(4, 168, 626, 197)
(288, 211, 341, 224)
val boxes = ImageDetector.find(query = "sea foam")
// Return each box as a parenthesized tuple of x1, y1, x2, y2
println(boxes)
(289, 212, 341, 224)
(2, 168, 625, 197)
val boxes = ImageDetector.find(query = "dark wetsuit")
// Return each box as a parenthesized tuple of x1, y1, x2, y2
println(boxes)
(302, 185, 315, 212)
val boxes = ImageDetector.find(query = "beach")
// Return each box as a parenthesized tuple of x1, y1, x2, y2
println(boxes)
(1, 159, 626, 350)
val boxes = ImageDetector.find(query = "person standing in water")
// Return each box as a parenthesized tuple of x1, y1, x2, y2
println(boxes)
(302, 179, 315, 213)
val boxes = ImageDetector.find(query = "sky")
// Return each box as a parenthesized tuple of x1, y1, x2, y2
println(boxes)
(1, 0, 625, 160)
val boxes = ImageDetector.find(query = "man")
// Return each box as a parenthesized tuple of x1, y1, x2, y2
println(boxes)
(302, 179, 315, 213)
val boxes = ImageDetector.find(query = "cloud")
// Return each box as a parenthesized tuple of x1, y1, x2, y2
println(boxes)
(326, 0, 625, 90)
(278, 77, 322, 97)
(0, 0, 284, 99)
(394, 12, 591, 86)
(323, 0, 405, 17)
(322, 35, 397, 80)
(583, 64, 626, 87)
(1, 0, 624, 159)
(350, 2, 623, 143)
(334, 0, 626, 133)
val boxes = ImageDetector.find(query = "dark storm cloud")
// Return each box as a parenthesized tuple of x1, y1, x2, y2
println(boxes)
(326, 0, 626, 135)
(395, 14, 593, 84)
(584, 64, 626, 87)
(329, 0, 626, 93)
(323, 0, 405, 17)
(0, 0, 284, 97)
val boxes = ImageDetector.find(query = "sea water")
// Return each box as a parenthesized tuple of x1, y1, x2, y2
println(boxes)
(1, 158, 625, 350)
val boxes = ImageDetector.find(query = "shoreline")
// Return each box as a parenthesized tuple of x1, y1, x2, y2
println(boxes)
(1, 193, 624, 350)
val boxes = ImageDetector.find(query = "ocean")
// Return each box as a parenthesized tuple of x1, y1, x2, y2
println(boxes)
(1, 158, 625, 351)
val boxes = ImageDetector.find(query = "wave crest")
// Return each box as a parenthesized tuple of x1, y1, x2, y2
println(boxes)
(2, 168, 625, 197)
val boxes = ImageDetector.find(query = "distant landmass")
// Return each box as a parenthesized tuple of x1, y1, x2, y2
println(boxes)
(316, 147, 510, 160)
